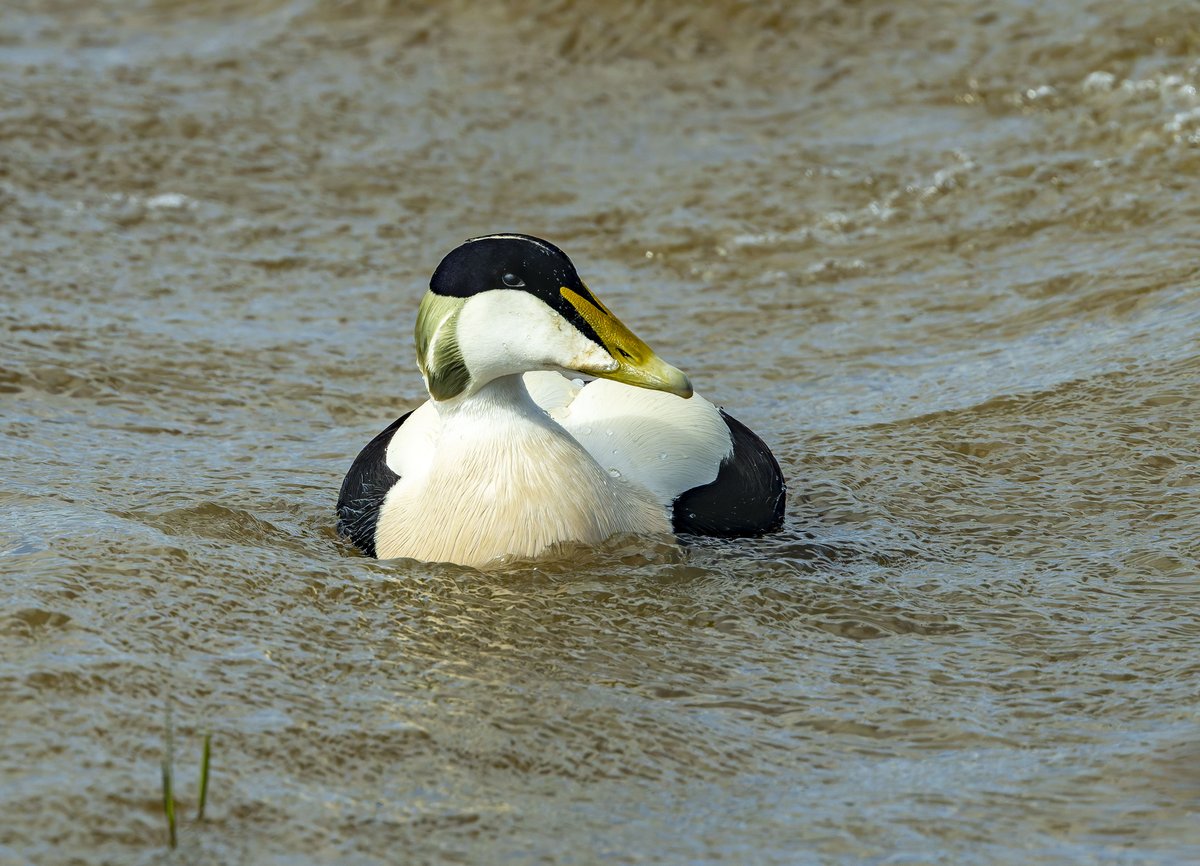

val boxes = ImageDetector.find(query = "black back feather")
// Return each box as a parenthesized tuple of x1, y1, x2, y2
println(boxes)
(671, 410, 786, 537)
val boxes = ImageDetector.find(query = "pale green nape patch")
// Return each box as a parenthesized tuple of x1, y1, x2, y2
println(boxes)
(414, 292, 470, 401)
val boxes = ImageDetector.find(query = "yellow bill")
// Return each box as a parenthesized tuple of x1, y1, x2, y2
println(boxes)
(561, 285, 693, 399)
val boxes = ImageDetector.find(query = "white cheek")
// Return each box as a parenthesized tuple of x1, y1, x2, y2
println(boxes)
(562, 331, 617, 373)
(456, 290, 613, 384)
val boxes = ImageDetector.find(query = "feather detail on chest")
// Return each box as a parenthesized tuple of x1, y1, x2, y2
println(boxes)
(373, 376, 668, 566)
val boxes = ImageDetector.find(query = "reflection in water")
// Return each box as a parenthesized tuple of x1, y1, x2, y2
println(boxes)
(2, 0, 1199, 863)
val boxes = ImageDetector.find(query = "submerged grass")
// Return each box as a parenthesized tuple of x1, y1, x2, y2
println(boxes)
(159, 711, 212, 849)
(161, 710, 177, 849)
(197, 732, 211, 821)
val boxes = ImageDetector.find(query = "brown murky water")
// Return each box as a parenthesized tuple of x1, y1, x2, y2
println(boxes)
(3, 1, 1200, 863)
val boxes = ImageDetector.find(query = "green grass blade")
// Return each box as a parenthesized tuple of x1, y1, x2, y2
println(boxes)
(197, 732, 212, 821)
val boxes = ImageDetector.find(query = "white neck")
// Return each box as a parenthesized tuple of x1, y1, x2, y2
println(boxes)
(433, 373, 550, 424)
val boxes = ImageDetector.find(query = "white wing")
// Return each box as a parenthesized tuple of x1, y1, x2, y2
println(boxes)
(522, 371, 732, 507)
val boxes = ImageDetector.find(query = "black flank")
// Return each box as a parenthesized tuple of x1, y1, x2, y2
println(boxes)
(336, 411, 411, 557)
(671, 410, 786, 537)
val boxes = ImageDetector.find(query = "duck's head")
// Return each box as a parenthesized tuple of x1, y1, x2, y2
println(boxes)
(415, 234, 693, 402)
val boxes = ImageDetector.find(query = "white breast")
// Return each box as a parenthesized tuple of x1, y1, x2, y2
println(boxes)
(373, 376, 670, 567)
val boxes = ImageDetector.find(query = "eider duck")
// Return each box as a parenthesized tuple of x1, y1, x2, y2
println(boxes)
(337, 233, 784, 566)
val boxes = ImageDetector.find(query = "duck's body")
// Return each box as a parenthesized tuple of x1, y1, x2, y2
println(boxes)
(337, 234, 784, 567)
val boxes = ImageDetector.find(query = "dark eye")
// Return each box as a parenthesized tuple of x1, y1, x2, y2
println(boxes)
(501, 272, 525, 288)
